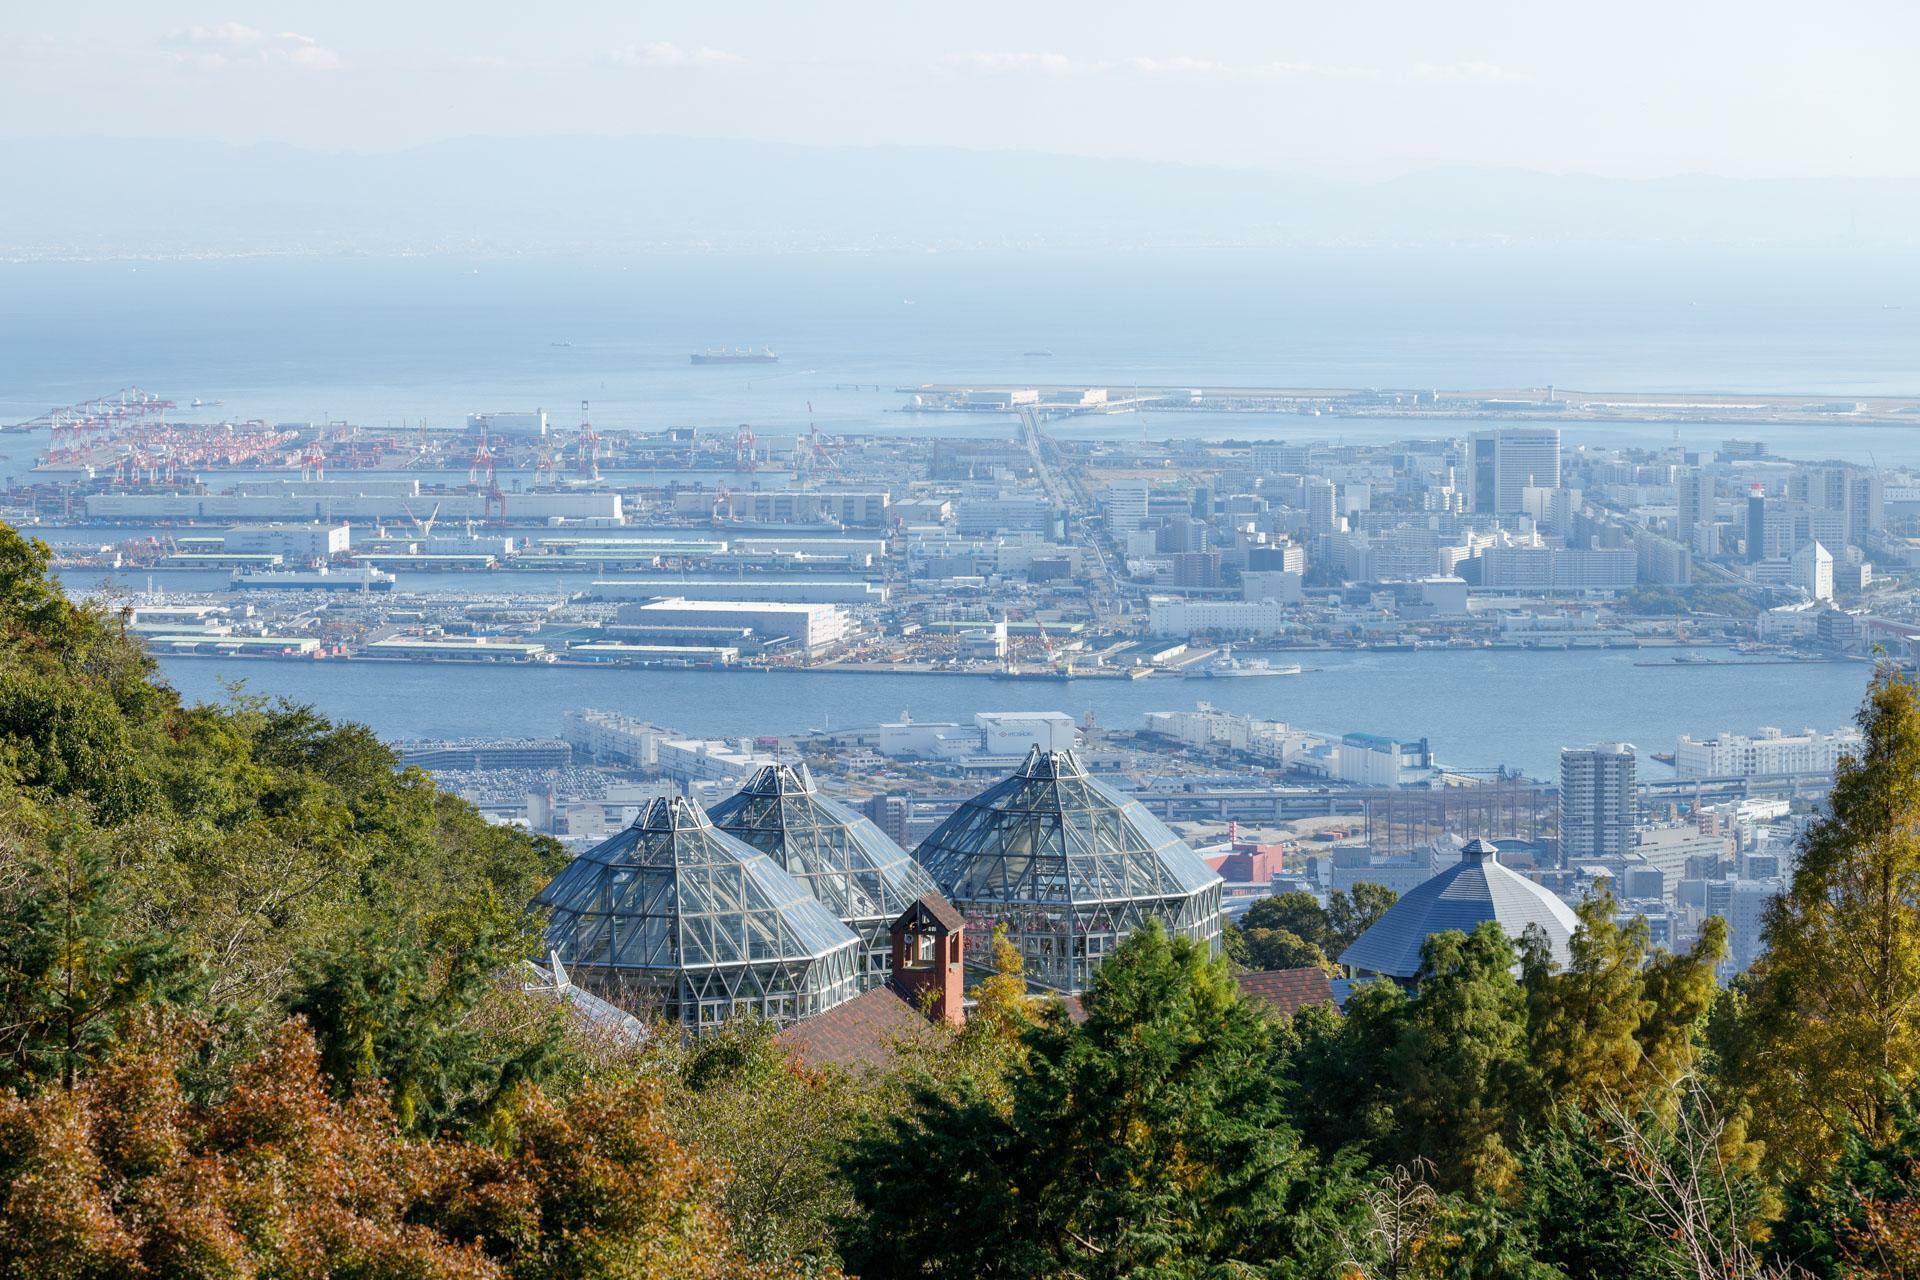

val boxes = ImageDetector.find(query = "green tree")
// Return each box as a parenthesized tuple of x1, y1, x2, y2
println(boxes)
(1224, 884, 1393, 972)
(0, 805, 198, 1091)
(670, 1018, 863, 1273)
(290, 901, 564, 1138)
(1519, 1113, 1683, 1280)
(1522, 886, 1726, 1123)
(1241, 891, 1335, 948)
(1289, 979, 1411, 1161)
(1329, 882, 1400, 953)
(1733, 666, 1920, 1174)
(1239, 926, 1335, 973)
(1390, 923, 1530, 1194)
(841, 921, 1361, 1279)
(1411, 1195, 1564, 1280)
(1774, 1086, 1920, 1278)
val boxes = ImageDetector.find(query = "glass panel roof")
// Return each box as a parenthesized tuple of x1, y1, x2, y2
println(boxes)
(707, 764, 941, 927)
(533, 795, 861, 974)
(913, 748, 1223, 908)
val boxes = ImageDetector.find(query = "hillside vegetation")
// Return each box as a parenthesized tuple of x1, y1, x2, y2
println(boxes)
(2, 518, 1920, 1278)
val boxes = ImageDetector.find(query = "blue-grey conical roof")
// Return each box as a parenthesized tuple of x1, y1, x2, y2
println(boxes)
(1337, 839, 1579, 979)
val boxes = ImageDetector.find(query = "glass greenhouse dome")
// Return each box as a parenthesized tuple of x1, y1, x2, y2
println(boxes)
(708, 764, 943, 989)
(913, 747, 1224, 994)
(532, 795, 861, 1035)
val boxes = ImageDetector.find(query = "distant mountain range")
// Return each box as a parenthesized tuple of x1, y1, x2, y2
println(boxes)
(4, 135, 1916, 259)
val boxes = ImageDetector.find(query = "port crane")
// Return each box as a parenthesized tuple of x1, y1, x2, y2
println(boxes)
(572, 400, 601, 480)
(791, 405, 843, 485)
(465, 429, 509, 523)
(734, 424, 757, 473)
(467, 428, 495, 488)
(403, 501, 442, 544)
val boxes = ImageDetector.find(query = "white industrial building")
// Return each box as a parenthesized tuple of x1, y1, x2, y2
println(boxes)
(876, 711, 1077, 765)
(1419, 576, 1470, 614)
(596, 578, 887, 605)
(955, 492, 1054, 535)
(1140, 705, 1313, 766)
(560, 708, 673, 767)
(223, 523, 351, 561)
(655, 738, 781, 785)
(86, 489, 622, 524)
(1792, 540, 1834, 601)
(1672, 726, 1861, 779)
(467, 410, 548, 437)
(1147, 597, 1292, 638)
(623, 598, 853, 655)
(1240, 570, 1305, 604)
(1333, 733, 1434, 787)
(677, 489, 891, 527)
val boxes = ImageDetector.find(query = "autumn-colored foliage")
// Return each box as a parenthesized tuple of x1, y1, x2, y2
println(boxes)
(0, 1014, 813, 1279)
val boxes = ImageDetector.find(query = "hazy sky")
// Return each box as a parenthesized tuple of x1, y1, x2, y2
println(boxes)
(5, 2, 1913, 178)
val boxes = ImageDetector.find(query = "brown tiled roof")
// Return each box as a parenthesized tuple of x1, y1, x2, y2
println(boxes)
(773, 984, 937, 1072)
(1236, 967, 1336, 1019)
(901, 891, 965, 933)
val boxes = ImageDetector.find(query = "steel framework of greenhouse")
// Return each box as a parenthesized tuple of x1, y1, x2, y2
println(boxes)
(708, 763, 943, 990)
(913, 747, 1224, 994)
(533, 795, 861, 1035)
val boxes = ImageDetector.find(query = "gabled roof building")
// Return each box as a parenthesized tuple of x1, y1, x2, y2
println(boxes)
(912, 747, 1223, 994)
(709, 763, 943, 989)
(1337, 838, 1580, 983)
(532, 795, 861, 1036)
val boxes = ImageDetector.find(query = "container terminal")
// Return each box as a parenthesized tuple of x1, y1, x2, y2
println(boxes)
(3, 384, 1911, 695)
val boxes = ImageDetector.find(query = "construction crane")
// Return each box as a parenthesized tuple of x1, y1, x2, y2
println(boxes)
(791, 404, 843, 486)
(403, 501, 442, 543)
(573, 400, 600, 480)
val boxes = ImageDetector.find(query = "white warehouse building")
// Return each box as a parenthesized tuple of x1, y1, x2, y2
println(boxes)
(595, 578, 888, 605)
(625, 598, 853, 656)
(1148, 597, 1293, 638)
(1673, 726, 1862, 779)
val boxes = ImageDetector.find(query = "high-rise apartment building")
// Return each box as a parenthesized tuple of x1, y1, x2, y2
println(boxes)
(1675, 467, 1715, 554)
(1470, 428, 1562, 514)
(1305, 478, 1339, 536)
(1104, 481, 1150, 534)
(1560, 742, 1636, 863)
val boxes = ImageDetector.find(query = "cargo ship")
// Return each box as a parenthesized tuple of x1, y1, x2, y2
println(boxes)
(1184, 647, 1302, 678)
(991, 662, 1074, 683)
(690, 347, 778, 365)
(231, 565, 396, 592)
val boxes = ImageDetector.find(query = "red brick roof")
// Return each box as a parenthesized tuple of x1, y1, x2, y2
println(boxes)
(1236, 967, 1336, 1018)
(773, 984, 939, 1071)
